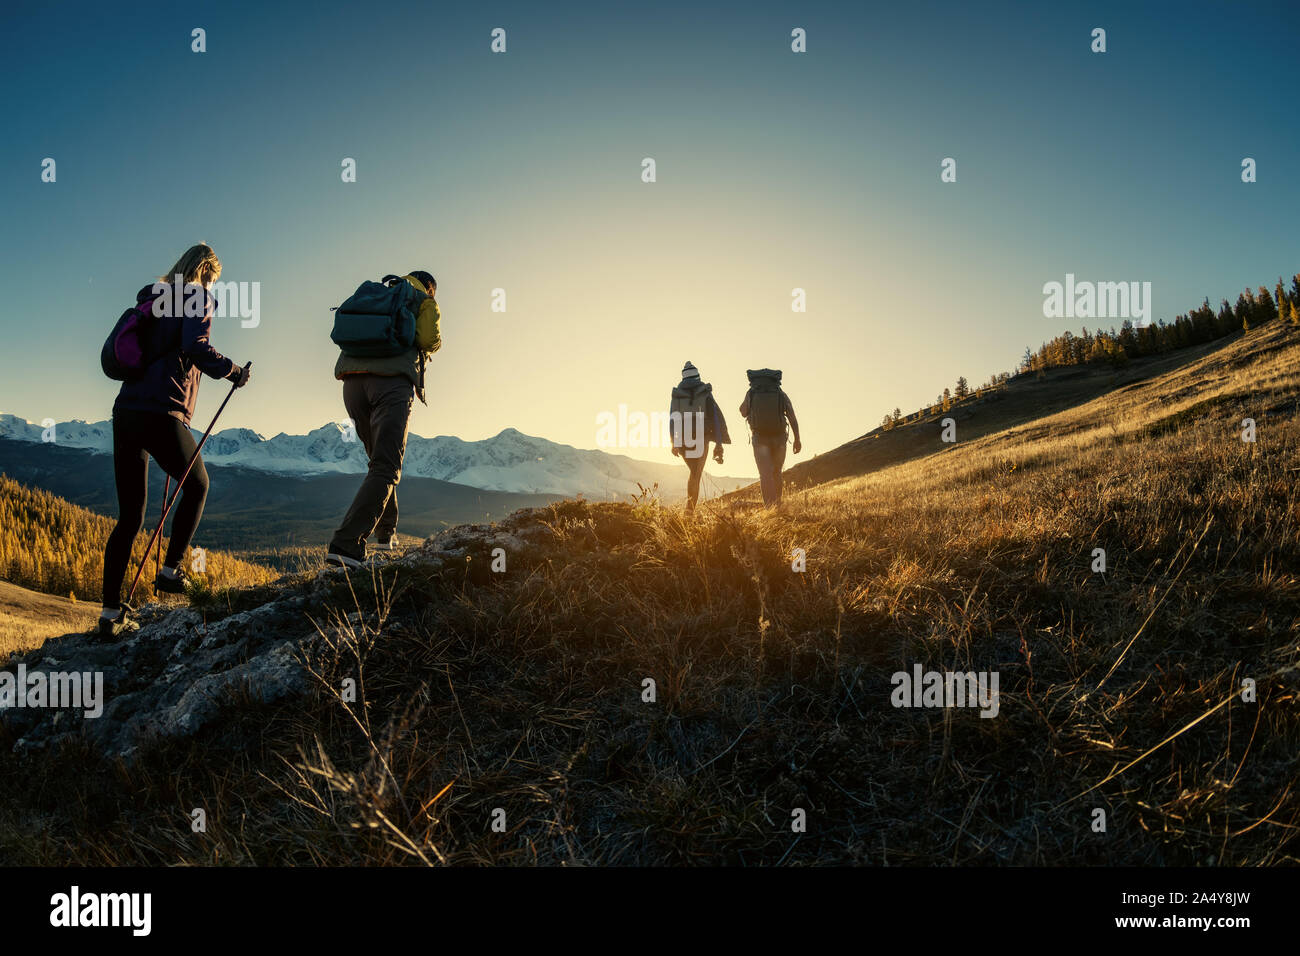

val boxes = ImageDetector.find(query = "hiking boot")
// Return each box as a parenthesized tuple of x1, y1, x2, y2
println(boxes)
(325, 546, 366, 569)
(96, 607, 139, 642)
(373, 533, 398, 551)
(153, 570, 189, 594)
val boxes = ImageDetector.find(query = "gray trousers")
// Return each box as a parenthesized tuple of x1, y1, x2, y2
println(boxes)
(330, 374, 414, 555)
(752, 435, 787, 506)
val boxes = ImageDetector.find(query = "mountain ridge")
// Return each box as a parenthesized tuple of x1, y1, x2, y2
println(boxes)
(0, 414, 754, 500)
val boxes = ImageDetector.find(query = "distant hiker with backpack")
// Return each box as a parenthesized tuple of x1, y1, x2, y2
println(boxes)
(669, 361, 731, 512)
(326, 271, 441, 567)
(739, 368, 801, 507)
(98, 243, 252, 638)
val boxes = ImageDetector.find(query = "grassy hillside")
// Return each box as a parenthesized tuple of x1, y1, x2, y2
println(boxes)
(0, 580, 98, 655)
(777, 330, 1251, 492)
(2, 322, 1297, 865)
(0, 474, 277, 606)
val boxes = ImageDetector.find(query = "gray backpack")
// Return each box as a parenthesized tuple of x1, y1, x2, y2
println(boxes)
(670, 384, 711, 448)
(746, 369, 785, 437)
(329, 275, 422, 358)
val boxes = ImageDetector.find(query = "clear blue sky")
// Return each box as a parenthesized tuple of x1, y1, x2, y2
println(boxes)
(2, 0, 1296, 465)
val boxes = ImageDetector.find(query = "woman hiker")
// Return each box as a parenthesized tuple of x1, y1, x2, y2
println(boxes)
(98, 243, 252, 639)
(669, 361, 731, 512)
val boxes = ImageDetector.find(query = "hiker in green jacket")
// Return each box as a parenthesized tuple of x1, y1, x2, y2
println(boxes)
(739, 369, 801, 507)
(669, 361, 730, 512)
(327, 271, 440, 567)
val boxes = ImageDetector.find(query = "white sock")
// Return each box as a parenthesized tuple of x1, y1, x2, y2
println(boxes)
(160, 565, 180, 579)
(100, 607, 122, 621)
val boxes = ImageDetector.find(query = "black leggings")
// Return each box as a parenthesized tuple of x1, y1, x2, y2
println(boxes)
(101, 408, 210, 608)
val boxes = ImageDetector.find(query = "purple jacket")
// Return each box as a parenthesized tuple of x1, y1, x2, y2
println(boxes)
(114, 283, 235, 425)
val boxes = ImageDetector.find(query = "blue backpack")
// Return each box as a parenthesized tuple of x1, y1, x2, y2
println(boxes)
(330, 275, 423, 358)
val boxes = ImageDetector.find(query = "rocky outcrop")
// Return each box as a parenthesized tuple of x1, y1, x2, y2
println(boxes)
(0, 511, 556, 760)
(2, 594, 317, 759)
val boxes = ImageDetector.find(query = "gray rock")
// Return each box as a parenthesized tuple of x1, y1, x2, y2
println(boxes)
(1, 509, 554, 761)
(2, 593, 319, 759)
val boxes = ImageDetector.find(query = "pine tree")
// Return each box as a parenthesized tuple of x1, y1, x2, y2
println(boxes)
(1118, 320, 1138, 355)
(1106, 337, 1129, 367)
(1217, 300, 1235, 336)
(955, 376, 969, 399)
(1255, 287, 1276, 323)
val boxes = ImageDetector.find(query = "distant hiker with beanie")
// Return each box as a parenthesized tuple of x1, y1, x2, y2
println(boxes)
(669, 361, 731, 513)
(739, 368, 800, 507)
(326, 271, 441, 567)
(99, 243, 252, 639)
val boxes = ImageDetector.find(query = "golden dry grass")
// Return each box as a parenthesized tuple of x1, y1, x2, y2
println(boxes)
(0, 580, 99, 655)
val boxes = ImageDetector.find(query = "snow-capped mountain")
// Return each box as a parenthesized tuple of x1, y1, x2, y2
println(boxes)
(0, 415, 115, 453)
(0, 414, 753, 500)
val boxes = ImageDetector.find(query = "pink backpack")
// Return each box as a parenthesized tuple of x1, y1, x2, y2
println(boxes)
(101, 290, 162, 381)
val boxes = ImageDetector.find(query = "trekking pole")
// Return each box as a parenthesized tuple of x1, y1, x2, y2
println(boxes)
(154, 476, 170, 582)
(124, 363, 251, 606)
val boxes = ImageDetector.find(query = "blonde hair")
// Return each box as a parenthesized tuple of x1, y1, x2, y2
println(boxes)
(161, 243, 222, 286)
